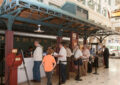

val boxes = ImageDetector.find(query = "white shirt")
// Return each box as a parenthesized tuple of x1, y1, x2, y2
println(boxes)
(82, 49, 90, 61)
(66, 47, 72, 57)
(74, 49, 83, 59)
(33, 45, 43, 61)
(58, 47, 67, 64)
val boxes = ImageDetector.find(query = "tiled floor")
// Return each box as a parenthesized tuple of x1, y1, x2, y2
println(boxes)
(19, 59, 120, 85)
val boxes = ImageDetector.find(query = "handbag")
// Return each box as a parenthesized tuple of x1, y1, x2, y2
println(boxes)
(74, 58, 83, 66)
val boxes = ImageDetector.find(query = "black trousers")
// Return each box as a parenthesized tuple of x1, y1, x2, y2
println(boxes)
(46, 72, 52, 85)
(60, 64, 66, 82)
(104, 57, 109, 68)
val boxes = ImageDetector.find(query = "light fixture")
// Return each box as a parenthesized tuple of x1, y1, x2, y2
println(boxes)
(34, 24, 44, 33)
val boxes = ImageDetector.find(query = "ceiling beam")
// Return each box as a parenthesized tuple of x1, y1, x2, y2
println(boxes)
(0, 14, 62, 28)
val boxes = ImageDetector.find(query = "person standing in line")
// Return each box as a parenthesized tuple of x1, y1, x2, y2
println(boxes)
(103, 45, 109, 68)
(42, 49, 56, 85)
(82, 45, 90, 76)
(33, 41, 43, 82)
(64, 44, 72, 79)
(73, 44, 83, 80)
(55, 43, 67, 84)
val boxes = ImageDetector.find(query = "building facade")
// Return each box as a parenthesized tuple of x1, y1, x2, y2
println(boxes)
(33, 0, 116, 28)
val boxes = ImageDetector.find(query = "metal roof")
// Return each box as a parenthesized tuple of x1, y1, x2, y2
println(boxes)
(0, 0, 118, 37)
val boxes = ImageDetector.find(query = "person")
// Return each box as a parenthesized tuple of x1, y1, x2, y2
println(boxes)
(64, 44, 72, 79)
(88, 47, 93, 73)
(25, 46, 34, 57)
(42, 49, 56, 85)
(55, 43, 67, 84)
(82, 45, 90, 76)
(33, 41, 43, 82)
(73, 44, 83, 80)
(103, 45, 109, 68)
(64, 44, 72, 58)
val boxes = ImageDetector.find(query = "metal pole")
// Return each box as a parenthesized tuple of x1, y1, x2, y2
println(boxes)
(59, 61, 61, 85)
(93, 57, 99, 75)
(76, 59, 82, 81)
(1, 60, 4, 85)
(21, 49, 31, 85)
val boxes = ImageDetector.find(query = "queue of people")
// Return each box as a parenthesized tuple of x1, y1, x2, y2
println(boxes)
(31, 40, 109, 85)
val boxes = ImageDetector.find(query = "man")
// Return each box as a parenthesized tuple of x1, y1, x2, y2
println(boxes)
(82, 45, 90, 76)
(73, 44, 83, 80)
(64, 44, 72, 79)
(33, 41, 43, 82)
(103, 45, 109, 68)
(55, 43, 67, 84)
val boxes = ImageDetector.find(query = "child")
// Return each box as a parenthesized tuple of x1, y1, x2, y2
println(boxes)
(42, 49, 56, 85)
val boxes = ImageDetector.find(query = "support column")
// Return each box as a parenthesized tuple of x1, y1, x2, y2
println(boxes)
(5, 30, 14, 85)
(83, 34, 88, 45)
(5, 16, 14, 85)
(56, 29, 63, 53)
(70, 32, 79, 50)
(56, 36, 62, 53)
(99, 36, 103, 43)
(5, 30, 14, 57)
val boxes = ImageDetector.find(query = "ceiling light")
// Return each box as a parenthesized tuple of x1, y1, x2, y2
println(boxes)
(34, 24, 44, 33)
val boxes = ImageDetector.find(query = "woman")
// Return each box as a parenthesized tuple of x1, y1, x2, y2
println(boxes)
(42, 49, 56, 85)
(82, 45, 90, 76)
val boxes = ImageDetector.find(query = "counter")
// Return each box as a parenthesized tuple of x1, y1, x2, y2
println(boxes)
(18, 58, 45, 83)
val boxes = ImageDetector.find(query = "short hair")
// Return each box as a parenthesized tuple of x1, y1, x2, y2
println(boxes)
(60, 42, 65, 46)
(47, 49, 54, 55)
(34, 40, 39, 43)
(103, 45, 106, 48)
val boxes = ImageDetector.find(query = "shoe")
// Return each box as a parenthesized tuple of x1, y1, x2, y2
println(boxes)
(60, 81, 65, 84)
(104, 67, 109, 69)
(31, 80, 36, 82)
(31, 80, 41, 83)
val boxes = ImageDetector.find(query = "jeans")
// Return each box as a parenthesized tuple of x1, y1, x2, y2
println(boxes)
(60, 64, 66, 82)
(46, 72, 52, 85)
(33, 61, 42, 81)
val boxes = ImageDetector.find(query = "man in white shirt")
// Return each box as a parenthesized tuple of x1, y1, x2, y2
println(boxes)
(64, 44, 72, 79)
(73, 45, 83, 80)
(33, 41, 43, 82)
(55, 43, 67, 84)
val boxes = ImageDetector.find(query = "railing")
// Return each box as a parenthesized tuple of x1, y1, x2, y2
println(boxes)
(58, 57, 99, 85)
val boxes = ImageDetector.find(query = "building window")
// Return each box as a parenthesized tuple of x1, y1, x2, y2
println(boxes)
(108, 0, 111, 5)
(96, 4, 101, 13)
(102, 8, 107, 17)
(82, 0, 86, 5)
(37, 0, 43, 2)
(88, 0, 95, 10)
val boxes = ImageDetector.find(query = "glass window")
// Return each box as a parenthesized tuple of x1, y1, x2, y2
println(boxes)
(108, 0, 111, 5)
(82, 0, 86, 5)
(37, 0, 43, 2)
